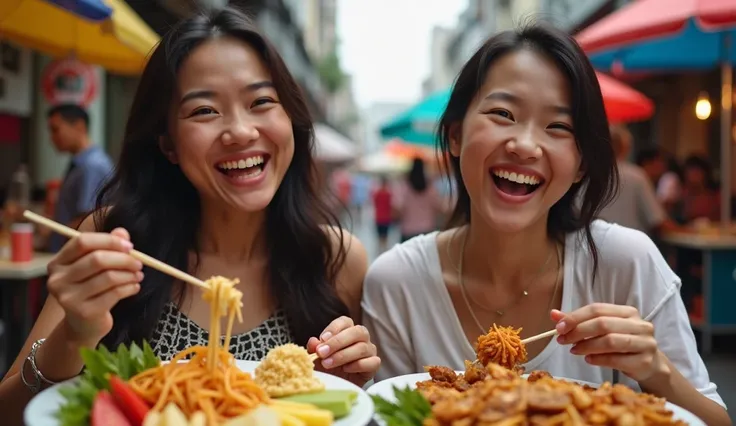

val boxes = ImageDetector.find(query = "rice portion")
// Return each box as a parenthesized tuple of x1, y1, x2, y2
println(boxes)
(254, 344, 325, 397)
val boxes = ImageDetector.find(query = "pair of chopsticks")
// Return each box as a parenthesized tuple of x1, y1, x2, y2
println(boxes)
(522, 329, 558, 345)
(23, 211, 209, 290)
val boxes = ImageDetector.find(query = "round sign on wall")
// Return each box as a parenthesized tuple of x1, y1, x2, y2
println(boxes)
(41, 58, 98, 107)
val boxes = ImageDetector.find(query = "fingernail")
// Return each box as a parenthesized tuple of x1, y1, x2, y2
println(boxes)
(317, 345, 330, 357)
(556, 321, 567, 333)
(557, 335, 566, 344)
(320, 332, 332, 341)
(322, 358, 334, 368)
(135, 261, 143, 270)
(570, 346, 579, 354)
(121, 240, 133, 250)
(136, 272, 144, 281)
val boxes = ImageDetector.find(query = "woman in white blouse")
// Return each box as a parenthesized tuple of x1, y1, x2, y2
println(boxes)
(362, 23, 729, 426)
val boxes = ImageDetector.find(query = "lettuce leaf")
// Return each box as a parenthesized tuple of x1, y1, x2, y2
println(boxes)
(55, 341, 160, 426)
(371, 386, 432, 426)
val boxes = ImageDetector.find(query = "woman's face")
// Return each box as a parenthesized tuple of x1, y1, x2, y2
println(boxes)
(166, 37, 294, 212)
(450, 49, 582, 233)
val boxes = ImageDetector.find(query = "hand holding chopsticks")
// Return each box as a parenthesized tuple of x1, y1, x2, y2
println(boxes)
(23, 210, 209, 290)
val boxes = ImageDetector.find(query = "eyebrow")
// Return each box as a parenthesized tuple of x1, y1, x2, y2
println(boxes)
(484, 91, 571, 115)
(180, 81, 275, 105)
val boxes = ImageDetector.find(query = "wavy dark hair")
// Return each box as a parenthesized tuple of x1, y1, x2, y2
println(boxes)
(438, 22, 618, 277)
(407, 157, 428, 192)
(96, 6, 349, 349)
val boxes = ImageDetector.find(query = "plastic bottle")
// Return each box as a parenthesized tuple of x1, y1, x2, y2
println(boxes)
(0, 164, 31, 259)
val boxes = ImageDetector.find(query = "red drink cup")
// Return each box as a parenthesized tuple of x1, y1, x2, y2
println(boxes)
(11, 223, 33, 263)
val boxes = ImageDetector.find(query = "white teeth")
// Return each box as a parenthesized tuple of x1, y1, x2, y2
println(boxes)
(492, 169, 541, 185)
(217, 155, 265, 170)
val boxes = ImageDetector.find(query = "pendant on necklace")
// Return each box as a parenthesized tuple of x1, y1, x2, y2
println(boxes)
(495, 290, 529, 316)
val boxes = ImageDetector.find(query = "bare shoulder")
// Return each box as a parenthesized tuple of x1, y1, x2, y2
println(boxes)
(321, 225, 368, 318)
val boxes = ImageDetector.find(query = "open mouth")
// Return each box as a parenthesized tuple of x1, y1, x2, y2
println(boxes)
(491, 169, 544, 196)
(215, 154, 270, 180)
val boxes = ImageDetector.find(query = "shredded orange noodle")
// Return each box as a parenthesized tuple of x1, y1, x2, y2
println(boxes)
(128, 276, 269, 425)
(475, 324, 528, 370)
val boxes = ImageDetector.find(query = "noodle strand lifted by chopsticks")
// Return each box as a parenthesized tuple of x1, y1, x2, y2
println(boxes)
(202, 276, 244, 372)
(128, 276, 266, 425)
(475, 324, 528, 370)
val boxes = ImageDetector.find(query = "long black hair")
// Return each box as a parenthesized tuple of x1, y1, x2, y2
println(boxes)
(97, 6, 349, 348)
(437, 22, 618, 277)
(407, 157, 428, 192)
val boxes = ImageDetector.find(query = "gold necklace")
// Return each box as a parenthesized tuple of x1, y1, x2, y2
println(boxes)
(453, 227, 555, 316)
(457, 228, 563, 334)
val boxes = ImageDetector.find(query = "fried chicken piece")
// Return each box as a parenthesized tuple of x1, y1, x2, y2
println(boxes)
(526, 387, 572, 413)
(416, 379, 454, 391)
(425, 365, 459, 383)
(527, 370, 553, 383)
(419, 386, 463, 405)
(453, 376, 472, 392)
(463, 360, 489, 384)
(432, 394, 484, 423)
(486, 362, 522, 381)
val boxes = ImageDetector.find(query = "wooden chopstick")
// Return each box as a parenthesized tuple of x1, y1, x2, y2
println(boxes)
(23, 210, 209, 290)
(521, 329, 558, 345)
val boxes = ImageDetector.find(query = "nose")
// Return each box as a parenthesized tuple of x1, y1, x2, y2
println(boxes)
(505, 127, 542, 160)
(222, 112, 259, 145)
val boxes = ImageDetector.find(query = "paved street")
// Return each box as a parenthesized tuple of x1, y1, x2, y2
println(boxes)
(346, 204, 736, 421)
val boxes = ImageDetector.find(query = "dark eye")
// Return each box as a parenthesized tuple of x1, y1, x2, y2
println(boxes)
(191, 107, 216, 116)
(548, 123, 574, 133)
(488, 109, 513, 120)
(252, 97, 276, 107)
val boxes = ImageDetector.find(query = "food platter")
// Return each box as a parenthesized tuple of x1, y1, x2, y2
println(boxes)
(25, 360, 374, 426)
(367, 371, 705, 426)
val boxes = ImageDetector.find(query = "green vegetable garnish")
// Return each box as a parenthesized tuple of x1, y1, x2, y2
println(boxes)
(371, 386, 432, 426)
(55, 341, 160, 426)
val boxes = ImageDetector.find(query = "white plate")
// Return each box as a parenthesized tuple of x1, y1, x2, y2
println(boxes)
(367, 372, 705, 426)
(25, 360, 374, 426)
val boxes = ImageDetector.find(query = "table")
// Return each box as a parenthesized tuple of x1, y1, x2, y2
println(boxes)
(0, 253, 54, 371)
(662, 232, 736, 355)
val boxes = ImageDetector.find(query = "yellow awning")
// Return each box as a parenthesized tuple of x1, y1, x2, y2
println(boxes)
(0, 0, 160, 75)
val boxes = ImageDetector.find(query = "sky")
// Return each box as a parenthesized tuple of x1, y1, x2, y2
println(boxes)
(337, 0, 467, 108)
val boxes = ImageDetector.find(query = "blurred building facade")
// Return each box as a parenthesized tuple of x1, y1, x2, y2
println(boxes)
(299, 0, 362, 144)
(421, 0, 547, 97)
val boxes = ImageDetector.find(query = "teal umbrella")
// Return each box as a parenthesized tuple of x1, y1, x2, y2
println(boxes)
(379, 89, 450, 146)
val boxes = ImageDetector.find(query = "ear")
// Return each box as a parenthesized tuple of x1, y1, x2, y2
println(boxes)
(158, 135, 178, 164)
(448, 122, 462, 157)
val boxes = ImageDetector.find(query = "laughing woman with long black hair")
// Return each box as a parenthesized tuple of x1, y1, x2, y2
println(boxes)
(0, 7, 379, 424)
(363, 23, 729, 426)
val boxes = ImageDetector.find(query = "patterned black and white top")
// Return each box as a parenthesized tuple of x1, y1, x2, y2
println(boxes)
(149, 303, 293, 361)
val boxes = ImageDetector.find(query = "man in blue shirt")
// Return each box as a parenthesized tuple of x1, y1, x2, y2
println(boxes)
(46, 104, 113, 252)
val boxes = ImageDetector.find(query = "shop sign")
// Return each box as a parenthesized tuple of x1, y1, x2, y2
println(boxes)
(41, 58, 98, 107)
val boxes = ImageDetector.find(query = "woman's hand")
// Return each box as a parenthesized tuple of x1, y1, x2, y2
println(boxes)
(307, 316, 381, 387)
(551, 304, 669, 382)
(47, 228, 143, 347)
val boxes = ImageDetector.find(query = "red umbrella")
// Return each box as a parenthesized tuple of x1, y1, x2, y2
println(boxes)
(577, 0, 736, 53)
(576, 0, 736, 227)
(596, 71, 654, 123)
